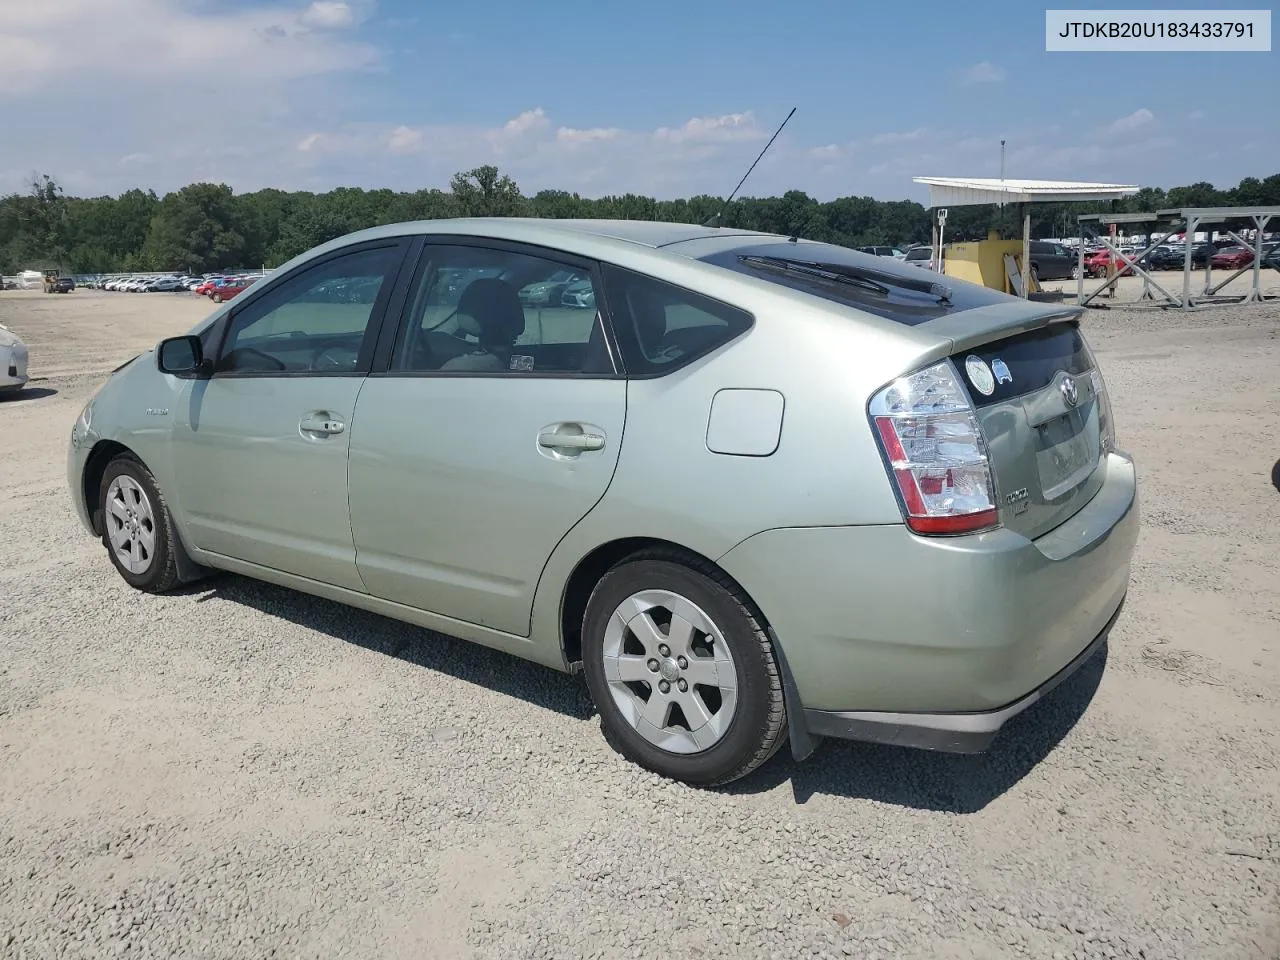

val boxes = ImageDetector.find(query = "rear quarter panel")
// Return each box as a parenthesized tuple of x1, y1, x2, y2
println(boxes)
(528, 255, 945, 654)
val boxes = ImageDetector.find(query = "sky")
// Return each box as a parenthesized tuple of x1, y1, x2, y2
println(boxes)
(0, 0, 1276, 202)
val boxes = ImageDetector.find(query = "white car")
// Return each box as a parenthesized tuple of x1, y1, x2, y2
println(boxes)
(0, 323, 30, 395)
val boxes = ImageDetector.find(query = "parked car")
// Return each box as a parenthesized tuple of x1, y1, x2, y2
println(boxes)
(1084, 249, 1134, 278)
(67, 218, 1138, 786)
(518, 269, 578, 307)
(1028, 241, 1078, 281)
(902, 245, 940, 271)
(1144, 246, 1185, 269)
(207, 276, 261, 302)
(53, 277, 76, 293)
(854, 245, 905, 258)
(560, 279, 596, 308)
(1210, 246, 1254, 270)
(0, 322, 30, 395)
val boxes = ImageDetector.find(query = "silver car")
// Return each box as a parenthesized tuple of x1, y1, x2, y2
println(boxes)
(67, 218, 1139, 786)
(1, 322, 30, 394)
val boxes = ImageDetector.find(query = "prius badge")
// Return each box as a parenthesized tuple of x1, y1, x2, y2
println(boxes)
(1060, 376, 1078, 407)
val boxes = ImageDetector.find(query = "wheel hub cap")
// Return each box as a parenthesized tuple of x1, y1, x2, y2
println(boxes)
(104, 475, 157, 576)
(601, 589, 739, 755)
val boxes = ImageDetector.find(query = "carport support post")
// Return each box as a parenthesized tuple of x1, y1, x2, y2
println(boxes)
(1182, 214, 1198, 310)
(1248, 213, 1272, 303)
(1076, 223, 1086, 304)
(1020, 205, 1031, 299)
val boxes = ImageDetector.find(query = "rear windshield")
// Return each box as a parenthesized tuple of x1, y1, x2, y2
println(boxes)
(699, 240, 1013, 326)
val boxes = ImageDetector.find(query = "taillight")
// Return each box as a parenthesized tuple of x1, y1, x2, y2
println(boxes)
(1081, 338, 1116, 456)
(869, 360, 999, 536)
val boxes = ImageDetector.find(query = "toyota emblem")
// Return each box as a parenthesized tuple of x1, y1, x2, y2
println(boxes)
(1060, 376, 1079, 407)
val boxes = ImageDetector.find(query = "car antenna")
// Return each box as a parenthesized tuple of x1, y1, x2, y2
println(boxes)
(702, 106, 796, 229)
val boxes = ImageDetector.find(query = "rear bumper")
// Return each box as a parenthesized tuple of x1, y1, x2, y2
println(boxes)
(803, 597, 1120, 753)
(717, 451, 1138, 740)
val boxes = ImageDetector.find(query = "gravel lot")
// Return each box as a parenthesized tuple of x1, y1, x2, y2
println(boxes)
(1, 288, 1277, 960)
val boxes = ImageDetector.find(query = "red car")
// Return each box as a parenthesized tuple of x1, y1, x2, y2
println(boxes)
(194, 277, 227, 296)
(1210, 246, 1254, 270)
(208, 276, 259, 303)
(1084, 248, 1135, 278)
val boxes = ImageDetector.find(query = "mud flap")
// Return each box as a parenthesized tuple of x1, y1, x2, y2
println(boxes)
(767, 627, 820, 762)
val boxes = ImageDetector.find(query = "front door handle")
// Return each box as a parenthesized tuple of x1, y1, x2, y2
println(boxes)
(299, 412, 345, 437)
(537, 423, 606, 456)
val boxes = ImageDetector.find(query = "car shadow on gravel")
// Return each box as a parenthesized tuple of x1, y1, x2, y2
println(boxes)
(0, 386, 58, 402)
(733, 644, 1109, 813)
(186, 574, 1105, 811)
(189, 575, 596, 720)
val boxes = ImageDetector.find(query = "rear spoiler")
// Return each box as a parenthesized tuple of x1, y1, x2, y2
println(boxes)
(916, 300, 1084, 356)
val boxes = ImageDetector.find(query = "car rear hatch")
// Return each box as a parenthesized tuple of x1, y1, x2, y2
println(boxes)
(921, 303, 1109, 540)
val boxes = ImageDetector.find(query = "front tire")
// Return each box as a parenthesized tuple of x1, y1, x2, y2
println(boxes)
(98, 455, 183, 593)
(211, 293, 222, 303)
(581, 553, 787, 786)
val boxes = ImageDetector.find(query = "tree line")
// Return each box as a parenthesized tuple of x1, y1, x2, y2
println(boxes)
(3, 165, 1278, 276)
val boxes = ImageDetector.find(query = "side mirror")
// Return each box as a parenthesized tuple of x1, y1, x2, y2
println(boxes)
(156, 335, 211, 377)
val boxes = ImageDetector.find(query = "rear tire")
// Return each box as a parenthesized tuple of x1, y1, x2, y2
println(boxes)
(581, 551, 787, 786)
(98, 454, 183, 593)
(211, 293, 222, 303)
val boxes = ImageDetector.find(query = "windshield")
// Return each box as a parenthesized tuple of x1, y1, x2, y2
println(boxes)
(698, 240, 1013, 326)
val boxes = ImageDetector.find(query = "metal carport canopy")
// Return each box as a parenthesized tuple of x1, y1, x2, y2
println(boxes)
(911, 177, 1140, 298)
(912, 177, 1139, 207)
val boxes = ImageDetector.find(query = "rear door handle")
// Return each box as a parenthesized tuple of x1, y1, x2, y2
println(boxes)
(539, 431, 605, 451)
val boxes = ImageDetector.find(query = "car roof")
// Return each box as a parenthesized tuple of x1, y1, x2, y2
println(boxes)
(317, 216, 782, 252)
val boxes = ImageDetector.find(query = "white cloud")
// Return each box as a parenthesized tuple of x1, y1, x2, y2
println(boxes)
(297, 134, 324, 153)
(0, 0, 378, 95)
(655, 113, 761, 144)
(386, 125, 423, 154)
(871, 128, 928, 147)
(1109, 108, 1155, 134)
(557, 127, 623, 145)
(808, 144, 844, 160)
(961, 61, 1006, 84)
(300, 1, 355, 28)
(499, 109, 550, 139)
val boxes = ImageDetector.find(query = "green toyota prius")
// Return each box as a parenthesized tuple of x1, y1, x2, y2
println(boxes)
(67, 218, 1138, 786)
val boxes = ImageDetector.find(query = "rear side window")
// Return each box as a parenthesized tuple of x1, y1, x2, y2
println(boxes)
(600, 265, 753, 376)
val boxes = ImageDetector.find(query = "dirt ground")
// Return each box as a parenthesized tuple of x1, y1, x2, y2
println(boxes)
(1, 288, 1277, 960)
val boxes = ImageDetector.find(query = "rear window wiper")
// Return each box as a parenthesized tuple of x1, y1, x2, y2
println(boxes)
(739, 254, 952, 303)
